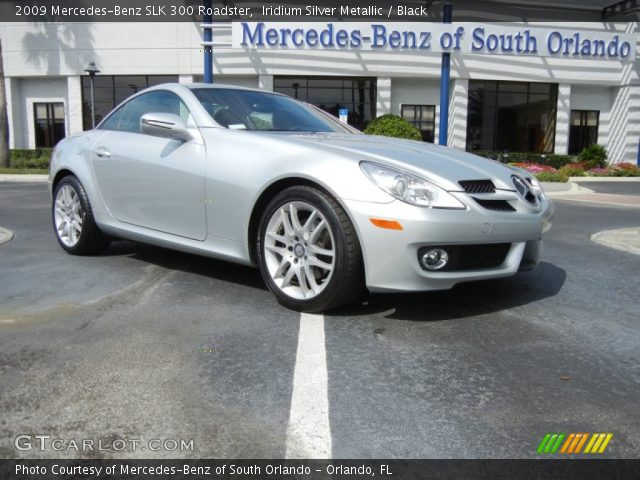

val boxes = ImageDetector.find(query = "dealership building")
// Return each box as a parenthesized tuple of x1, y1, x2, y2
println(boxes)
(1, 2, 639, 163)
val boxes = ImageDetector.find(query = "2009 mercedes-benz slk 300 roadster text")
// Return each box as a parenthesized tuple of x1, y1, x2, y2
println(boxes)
(49, 83, 553, 312)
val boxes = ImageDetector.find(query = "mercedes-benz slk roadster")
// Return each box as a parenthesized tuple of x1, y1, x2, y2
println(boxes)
(49, 83, 553, 312)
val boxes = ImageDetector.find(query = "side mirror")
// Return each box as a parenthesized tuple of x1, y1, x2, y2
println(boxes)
(140, 113, 192, 141)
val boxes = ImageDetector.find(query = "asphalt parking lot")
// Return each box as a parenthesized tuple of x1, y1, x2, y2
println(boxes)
(0, 182, 639, 459)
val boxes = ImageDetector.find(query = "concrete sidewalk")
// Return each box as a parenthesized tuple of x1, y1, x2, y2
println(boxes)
(0, 227, 14, 245)
(543, 179, 640, 208)
(551, 192, 640, 208)
(592, 228, 640, 255)
(0, 174, 48, 183)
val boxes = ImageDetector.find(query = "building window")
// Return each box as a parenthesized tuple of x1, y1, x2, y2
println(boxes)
(274, 76, 376, 131)
(81, 75, 179, 129)
(569, 110, 599, 155)
(467, 81, 558, 154)
(34, 103, 65, 148)
(401, 105, 435, 142)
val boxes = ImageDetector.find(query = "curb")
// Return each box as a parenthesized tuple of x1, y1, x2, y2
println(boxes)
(0, 174, 49, 183)
(571, 177, 640, 183)
(0, 227, 15, 246)
(591, 228, 640, 255)
(544, 182, 594, 198)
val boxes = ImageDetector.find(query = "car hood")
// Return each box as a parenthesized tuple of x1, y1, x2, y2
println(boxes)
(273, 133, 519, 192)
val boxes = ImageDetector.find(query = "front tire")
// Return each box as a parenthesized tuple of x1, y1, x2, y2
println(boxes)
(257, 186, 363, 312)
(52, 175, 110, 255)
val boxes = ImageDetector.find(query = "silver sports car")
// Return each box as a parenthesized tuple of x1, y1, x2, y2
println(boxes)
(49, 83, 553, 312)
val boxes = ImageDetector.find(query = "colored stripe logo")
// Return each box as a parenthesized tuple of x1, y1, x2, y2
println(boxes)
(537, 433, 613, 454)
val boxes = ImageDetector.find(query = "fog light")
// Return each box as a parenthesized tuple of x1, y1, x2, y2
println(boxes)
(420, 248, 448, 271)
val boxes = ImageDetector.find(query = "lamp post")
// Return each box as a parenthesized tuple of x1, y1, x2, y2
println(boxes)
(84, 62, 100, 129)
(438, 2, 452, 146)
(203, 0, 213, 83)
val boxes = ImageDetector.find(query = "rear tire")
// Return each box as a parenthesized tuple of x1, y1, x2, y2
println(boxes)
(52, 175, 110, 255)
(257, 186, 363, 312)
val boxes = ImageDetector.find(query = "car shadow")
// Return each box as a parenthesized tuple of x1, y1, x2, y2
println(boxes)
(102, 240, 267, 291)
(102, 241, 566, 321)
(331, 262, 567, 322)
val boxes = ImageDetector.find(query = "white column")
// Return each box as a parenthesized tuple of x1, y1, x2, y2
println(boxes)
(5, 77, 17, 149)
(66, 76, 83, 135)
(376, 77, 391, 117)
(448, 78, 469, 151)
(434, 104, 440, 145)
(554, 84, 571, 155)
(608, 84, 640, 164)
(178, 74, 193, 83)
(258, 75, 274, 92)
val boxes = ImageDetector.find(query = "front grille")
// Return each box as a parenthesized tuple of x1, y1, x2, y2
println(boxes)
(459, 179, 495, 194)
(473, 199, 516, 212)
(418, 243, 511, 272)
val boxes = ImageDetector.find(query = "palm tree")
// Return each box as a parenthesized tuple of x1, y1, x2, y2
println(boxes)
(0, 38, 9, 168)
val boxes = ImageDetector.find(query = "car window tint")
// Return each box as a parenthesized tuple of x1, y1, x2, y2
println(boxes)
(99, 105, 126, 131)
(101, 90, 192, 134)
(192, 88, 356, 133)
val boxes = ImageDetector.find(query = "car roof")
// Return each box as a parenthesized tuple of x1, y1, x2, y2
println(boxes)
(144, 82, 278, 95)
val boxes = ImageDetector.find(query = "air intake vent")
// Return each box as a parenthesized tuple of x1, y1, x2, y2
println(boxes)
(474, 199, 516, 212)
(459, 180, 496, 194)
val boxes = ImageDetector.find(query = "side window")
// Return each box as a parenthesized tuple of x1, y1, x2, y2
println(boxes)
(99, 105, 126, 131)
(99, 91, 191, 134)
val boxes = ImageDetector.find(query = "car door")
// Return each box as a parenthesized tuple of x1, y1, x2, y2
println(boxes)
(91, 90, 207, 241)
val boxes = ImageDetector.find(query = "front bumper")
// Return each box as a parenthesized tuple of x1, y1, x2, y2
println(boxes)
(344, 193, 553, 293)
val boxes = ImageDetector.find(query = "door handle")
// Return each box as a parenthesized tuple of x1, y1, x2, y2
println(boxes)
(95, 147, 111, 159)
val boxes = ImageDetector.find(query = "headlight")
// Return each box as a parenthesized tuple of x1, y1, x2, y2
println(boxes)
(360, 162, 465, 209)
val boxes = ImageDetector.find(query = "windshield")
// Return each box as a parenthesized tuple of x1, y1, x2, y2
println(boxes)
(191, 88, 357, 134)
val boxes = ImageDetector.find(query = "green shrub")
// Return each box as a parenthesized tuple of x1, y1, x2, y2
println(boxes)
(500, 152, 544, 163)
(10, 149, 52, 169)
(364, 114, 422, 141)
(559, 164, 586, 177)
(546, 155, 573, 169)
(535, 171, 569, 183)
(577, 144, 607, 169)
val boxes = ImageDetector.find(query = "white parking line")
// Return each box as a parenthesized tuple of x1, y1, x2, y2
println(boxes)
(285, 313, 332, 459)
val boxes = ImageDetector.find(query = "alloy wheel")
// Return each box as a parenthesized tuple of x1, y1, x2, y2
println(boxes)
(54, 184, 84, 247)
(263, 201, 335, 300)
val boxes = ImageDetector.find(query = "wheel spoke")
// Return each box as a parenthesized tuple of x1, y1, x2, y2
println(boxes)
(63, 221, 71, 240)
(304, 265, 320, 294)
(72, 200, 81, 217)
(302, 210, 318, 233)
(296, 270, 309, 298)
(309, 244, 334, 257)
(265, 243, 287, 257)
(71, 223, 79, 243)
(309, 219, 326, 243)
(308, 256, 333, 272)
(57, 219, 67, 236)
(62, 186, 72, 205)
(280, 208, 294, 237)
(289, 203, 303, 232)
(274, 257, 290, 278)
(281, 266, 296, 288)
(266, 231, 287, 245)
